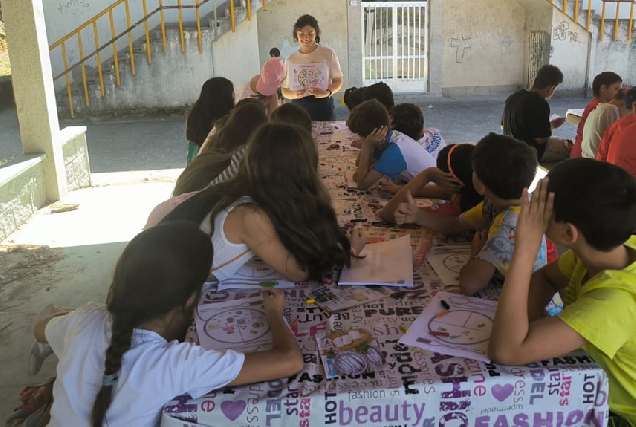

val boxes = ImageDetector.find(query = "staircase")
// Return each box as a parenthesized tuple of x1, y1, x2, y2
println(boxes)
(49, 0, 266, 118)
(548, 0, 635, 41)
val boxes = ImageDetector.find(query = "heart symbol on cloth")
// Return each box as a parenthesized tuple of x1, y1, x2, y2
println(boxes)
(491, 383, 514, 402)
(221, 400, 246, 421)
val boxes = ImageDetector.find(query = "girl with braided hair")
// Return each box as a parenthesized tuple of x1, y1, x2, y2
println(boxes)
(33, 222, 303, 426)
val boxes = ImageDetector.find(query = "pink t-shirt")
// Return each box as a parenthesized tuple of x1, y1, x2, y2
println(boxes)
(144, 192, 198, 229)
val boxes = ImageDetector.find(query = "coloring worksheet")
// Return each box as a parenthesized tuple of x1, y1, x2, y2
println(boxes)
(289, 63, 329, 91)
(309, 285, 385, 312)
(425, 245, 472, 287)
(195, 297, 275, 352)
(219, 257, 296, 290)
(339, 235, 414, 287)
(399, 291, 498, 362)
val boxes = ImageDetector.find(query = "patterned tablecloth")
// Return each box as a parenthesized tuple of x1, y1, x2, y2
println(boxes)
(161, 123, 609, 427)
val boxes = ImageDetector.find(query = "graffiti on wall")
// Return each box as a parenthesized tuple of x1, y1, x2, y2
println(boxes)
(450, 35, 472, 63)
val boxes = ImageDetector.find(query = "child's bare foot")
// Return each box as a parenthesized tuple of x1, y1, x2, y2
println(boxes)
(27, 304, 66, 375)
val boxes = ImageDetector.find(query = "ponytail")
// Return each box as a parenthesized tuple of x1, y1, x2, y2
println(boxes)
(91, 317, 134, 427)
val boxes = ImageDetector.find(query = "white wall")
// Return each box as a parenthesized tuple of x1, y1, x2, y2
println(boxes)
(441, 0, 527, 95)
(549, 8, 590, 94)
(44, 0, 216, 90)
(213, 14, 260, 87)
(256, 0, 349, 97)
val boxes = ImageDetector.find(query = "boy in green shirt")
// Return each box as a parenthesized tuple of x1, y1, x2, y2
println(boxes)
(489, 158, 636, 426)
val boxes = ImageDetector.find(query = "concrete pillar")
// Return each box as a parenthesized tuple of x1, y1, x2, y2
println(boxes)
(428, 0, 444, 96)
(3, 0, 68, 201)
(347, 0, 363, 88)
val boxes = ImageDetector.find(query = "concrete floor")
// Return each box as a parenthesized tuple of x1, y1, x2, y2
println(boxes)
(0, 95, 586, 418)
(0, 95, 583, 171)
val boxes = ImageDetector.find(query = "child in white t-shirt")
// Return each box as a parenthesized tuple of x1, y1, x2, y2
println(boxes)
(389, 103, 447, 159)
(33, 222, 303, 427)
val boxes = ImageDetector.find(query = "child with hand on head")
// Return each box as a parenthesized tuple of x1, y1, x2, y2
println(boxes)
(349, 100, 436, 190)
(33, 222, 302, 426)
(489, 159, 636, 427)
(379, 144, 484, 222)
(389, 103, 447, 160)
(394, 133, 548, 296)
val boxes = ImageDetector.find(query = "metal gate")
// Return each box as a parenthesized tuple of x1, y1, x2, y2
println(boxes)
(528, 31, 549, 88)
(362, 2, 429, 93)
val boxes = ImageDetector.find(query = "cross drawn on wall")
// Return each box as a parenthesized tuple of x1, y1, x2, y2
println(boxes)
(450, 35, 472, 63)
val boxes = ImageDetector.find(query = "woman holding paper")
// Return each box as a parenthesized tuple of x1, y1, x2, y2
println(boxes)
(281, 14, 343, 121)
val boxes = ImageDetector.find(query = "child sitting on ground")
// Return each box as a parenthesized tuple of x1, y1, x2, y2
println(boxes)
(349, 100, 436, 190)
(379, 144, 483, 221)
(489, 159, 636, 427)
(389, 103, 447, 159)
(32, 222, 303, 426)
(394, 133, 548, 296)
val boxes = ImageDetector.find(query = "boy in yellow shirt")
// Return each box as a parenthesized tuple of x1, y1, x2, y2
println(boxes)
(394, 133, 548, 296)
(489, 158, 636, 426)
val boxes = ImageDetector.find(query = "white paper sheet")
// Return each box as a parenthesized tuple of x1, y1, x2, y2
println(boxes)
(339, 234, 414, 287)
(219, 257, 295, 290)
(399, 291, 498, 362)
(195, 297, 274, 352)
(289, 63, 328, 91)
(425, 245, 472, 287)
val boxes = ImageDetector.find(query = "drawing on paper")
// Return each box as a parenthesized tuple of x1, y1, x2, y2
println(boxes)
(427, 310, 492, 344)
(195, 297, 273, 352)
(316, 328, 386, 379)
(399, 291, 498, 362)
(219, 257, 296, 289)
(289, 63, 328, 91)
(426, 245, 471, 287)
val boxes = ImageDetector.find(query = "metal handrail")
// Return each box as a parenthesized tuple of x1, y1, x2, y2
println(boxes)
(549, 0, 634, 42)
(49, 0, 253, 117)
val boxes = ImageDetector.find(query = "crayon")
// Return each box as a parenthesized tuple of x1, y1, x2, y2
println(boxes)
(399, 324, 409, 334)
(441, 300, 450, 310)
(429, 330, 450, 337)
(350, 218, 368, 223)
(435, 309, 450, 318)
(305, 299, 316, 305)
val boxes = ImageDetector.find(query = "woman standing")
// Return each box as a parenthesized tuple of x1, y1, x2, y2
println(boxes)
(281, 15, 343, 121)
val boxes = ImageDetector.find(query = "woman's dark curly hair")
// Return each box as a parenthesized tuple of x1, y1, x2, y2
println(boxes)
(293, 14, 321, 43)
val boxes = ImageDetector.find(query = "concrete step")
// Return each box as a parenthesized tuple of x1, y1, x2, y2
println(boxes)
(56, 0, 265, 117)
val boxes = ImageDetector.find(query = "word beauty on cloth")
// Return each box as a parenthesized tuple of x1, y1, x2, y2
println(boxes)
(330, 399, 428, 426)
(339, 234, 414, 287)
(399, 291, 497, 362)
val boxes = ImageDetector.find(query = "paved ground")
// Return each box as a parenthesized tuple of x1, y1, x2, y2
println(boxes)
(0, 94, 586, 418)
(0, 95, 585, 171)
